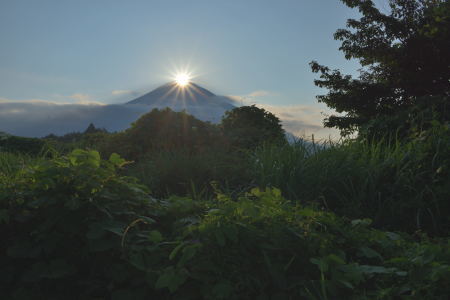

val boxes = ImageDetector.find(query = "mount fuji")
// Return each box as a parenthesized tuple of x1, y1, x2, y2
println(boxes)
(125, 82, 237, 123)
(0, 82, 238, 137)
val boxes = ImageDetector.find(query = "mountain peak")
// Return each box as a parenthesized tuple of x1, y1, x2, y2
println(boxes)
(124, 81, 236, 123)
(126, 81, 216, 105)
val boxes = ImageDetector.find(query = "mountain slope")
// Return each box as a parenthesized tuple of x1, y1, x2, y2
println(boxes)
(126, 82, 236, 122)
(127, 82, 215, 105)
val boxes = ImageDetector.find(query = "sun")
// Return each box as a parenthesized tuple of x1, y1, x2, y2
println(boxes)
(174, 73, 191, 87)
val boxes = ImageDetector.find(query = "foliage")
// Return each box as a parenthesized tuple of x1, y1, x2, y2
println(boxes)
(310, 0, 450, 136)
(0, 152, 39, 182)
(1, 153, 449, 299)
(44, 124, 110, 154)
(221, 105, 286, 149)
(251, 123, 450, 235)
(103, 108, 224, 161)
(126, 148, 251, 198)
(0, 134, 46, 155)
(0, 149, 157, 299)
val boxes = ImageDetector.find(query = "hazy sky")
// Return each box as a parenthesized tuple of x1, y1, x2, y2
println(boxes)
(0, 0, 371, 138)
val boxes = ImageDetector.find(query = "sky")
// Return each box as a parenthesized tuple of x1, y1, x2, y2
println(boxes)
(0, 0, 370, 138)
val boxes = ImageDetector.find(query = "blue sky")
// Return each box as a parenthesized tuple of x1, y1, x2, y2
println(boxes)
(0, 0, 370, 138)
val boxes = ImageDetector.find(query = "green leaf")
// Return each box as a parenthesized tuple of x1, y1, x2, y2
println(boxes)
(385, 232, 401, 241)
(177, 244, 200, 267)
(339, 280, 354, 289)
(358, 265, 399, 275)
(109, 153, 127, 167)
(129, 251, 147, 271)
(155, 267, 188, 293)
(169, 242, 185, 260)
(272, 188, 282, 197)
(359, 246, 382, 259)
(148, 230, 163, 243)
(250, 187, 261, 197)
(311, 258, 328, 273)
(351, 218, 372, 227)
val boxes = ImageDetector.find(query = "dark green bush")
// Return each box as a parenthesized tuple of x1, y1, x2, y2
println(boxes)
(0, 149, 158, 299)
(0, 135, 45, 155)
(1, 151, 449, 299)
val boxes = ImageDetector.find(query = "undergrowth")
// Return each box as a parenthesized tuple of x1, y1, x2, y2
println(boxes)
(0, 149, 449, 299)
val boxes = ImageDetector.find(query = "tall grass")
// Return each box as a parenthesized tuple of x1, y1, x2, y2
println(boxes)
(251, 127, 450, 234)
(0, 152, 36, 179)
(125, 148, 252, 198)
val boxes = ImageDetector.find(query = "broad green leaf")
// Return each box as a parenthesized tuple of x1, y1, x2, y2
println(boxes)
(359, 246, 382, 259)
(148, 230, 163, 243)
(109, 153, 127, 167)
(169, 242, 185, 260)
(311, 258, 328, 273)
(177, 244, 200, 267)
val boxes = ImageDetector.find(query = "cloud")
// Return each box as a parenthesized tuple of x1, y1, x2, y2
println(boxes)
(0, 98, 135, 137)
(111, 90, 135, 96)
(0, 93, 341, 140)
(254, 103, 340, 140)
(248, 90, 271, 97)
(0, 95, 236, 137)
(226, 90, 275, 105)
(0, 98, 59, 104)
(109, 89, 142, 103)
(223, 91, 340, 140)
(68, 93, 91, 104)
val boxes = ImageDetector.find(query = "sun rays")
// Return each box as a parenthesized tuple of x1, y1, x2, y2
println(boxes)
(174, 73, 191, 87)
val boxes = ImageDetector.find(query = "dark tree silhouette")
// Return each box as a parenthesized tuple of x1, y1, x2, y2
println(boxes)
(311, 0, 450, 136)
(106, 108, 221, 160)
(221, 105, 286, 149)
(84, 123, 97, 134)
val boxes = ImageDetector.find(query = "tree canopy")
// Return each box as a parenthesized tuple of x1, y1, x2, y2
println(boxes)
(105, 108, 221, 160)
(311, 0, 450, 136)
(221, 105, 286, 149)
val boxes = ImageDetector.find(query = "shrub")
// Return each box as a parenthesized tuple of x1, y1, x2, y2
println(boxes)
(0, 149, 157, 299)
(1, 152, 449, 299)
